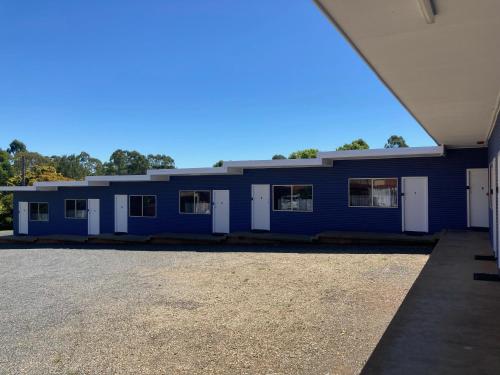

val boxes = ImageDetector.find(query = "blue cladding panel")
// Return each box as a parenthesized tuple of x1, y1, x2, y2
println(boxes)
(12, 148, 487, 236)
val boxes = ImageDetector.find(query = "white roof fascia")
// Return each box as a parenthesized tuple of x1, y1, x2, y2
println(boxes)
(35, 186, 59, 191)
(86, 175, 164, 182)
(0, 186, 37, 192)
(34, 181, 89, 188)
(147, 167, 243, 177)
(318, 146, 445, 160)
(222, 158, 330, 169)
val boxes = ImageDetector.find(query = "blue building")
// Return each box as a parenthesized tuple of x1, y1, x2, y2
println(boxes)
(1, 0, 500, 275)
(0, 146, 489, 238)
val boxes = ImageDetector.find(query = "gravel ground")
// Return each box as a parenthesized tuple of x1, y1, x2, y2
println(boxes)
(0, 246, 428, 375)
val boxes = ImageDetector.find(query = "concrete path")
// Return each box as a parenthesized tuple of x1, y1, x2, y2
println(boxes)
(361, 231, 500, 375)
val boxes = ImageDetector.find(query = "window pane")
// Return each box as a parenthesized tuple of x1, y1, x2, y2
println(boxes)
(65, 200, 76, 218)
(130, 196, 142, 216)
(75, 200, 87, 218)
(29, 203, 38, 220)
(273, 186, 292, 210)
(373, 179, 398, 208)
(349, 179, 372, 206)
(39, 203, 49, 221)
(195, 191, 211, 214)
(143, 196, 156, 217)
(180, 191, 194, 213)
(292, 185, 313, 211)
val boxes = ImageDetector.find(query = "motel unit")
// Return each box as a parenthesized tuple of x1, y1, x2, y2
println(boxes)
(0, 146, 489, 238)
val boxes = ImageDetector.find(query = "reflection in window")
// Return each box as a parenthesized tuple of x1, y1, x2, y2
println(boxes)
(30, 202, 49, 221)
(273, 185, 313, 212)
(349, 178, 398, 208)
(179, 191, 211, 214)
(65, 199, 87, 219)
(372, 179, 398, 207)
(349, 179, 372, 207)
(129, 195, 156, 217)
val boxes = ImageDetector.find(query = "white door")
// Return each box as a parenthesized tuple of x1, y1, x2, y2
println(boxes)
(213, 190, 230, 234)
(402, 177, 429, 233)
(467, 169, 489, 228)
(114, 194, 128, 233)
(18, 201, 28, 235)
(251, 184, 270, 231)
(491, 159, 497, 257)
(88, 199, 100, 235)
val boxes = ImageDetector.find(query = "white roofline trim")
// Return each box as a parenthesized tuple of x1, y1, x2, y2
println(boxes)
(318, 146, 445, 160)
(0, 186, 37, 192)
(147, 167, 244, 176)
(0, 146, 449, 192)
(222, 158, 331, 169)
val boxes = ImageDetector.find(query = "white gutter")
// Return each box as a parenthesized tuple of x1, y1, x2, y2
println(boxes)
(0, 186, 37, 192)
(318, 146, 445, 160)
(147, 167, 244, 176)
(222, 158, 331, 169)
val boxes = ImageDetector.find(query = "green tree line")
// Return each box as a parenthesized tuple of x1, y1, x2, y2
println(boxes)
(0, 140, 175, 229)
(216, 135, 408, 165)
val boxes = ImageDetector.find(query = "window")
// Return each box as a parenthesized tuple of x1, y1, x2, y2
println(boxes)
(273, 185, 313, 212)
(65, 199, 87, 219)
(29, 202, 49, 221)
(349, 178, 398, 208)
(129, 195, 156, 217)
(179, 191, 211, 214)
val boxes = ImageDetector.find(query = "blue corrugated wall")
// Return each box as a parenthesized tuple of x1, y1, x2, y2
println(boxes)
(12, 148, 487, 236)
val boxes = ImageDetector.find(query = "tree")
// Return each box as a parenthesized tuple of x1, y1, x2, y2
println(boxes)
(103, 150, 149, 175)
(0, 149, 12, 186)
(12, 151, 52, 176)
(385, 135, 408, 148)
(336, 138, 369, 151)
(0, 149, 14, 229)
(51, 152, 103, 180)
(288, 148, 318, 159)
(7, 139, 27, 155)
(272, 154, 286, 160)
(147, 154, 175, 169)
(8, 165, 71, 186)
(213, 160, 224, 167)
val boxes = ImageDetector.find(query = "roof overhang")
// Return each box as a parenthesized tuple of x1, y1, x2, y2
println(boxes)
(314, 0, 500, 147)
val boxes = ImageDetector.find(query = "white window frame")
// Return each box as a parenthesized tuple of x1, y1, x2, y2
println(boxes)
(179, 190, 212, 215)
(128, 195, 157, 218)
(64, 199, 88, 219)
(272, 184, 314, 212)
(348, 178, 399, 208)
(29, 202, 49, 222)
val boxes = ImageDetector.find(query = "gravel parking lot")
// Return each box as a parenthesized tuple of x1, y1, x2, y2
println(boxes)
(0, 246, 428, 375)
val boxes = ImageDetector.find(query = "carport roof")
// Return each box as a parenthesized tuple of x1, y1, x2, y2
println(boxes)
(314, 0, 500, 147)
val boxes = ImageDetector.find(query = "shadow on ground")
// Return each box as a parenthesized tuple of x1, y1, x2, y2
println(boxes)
(0, 242, 433, 254)
(360, 231, 500, 375)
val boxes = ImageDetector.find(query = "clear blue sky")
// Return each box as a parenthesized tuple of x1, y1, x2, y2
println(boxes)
(0, 0, 434, 168)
